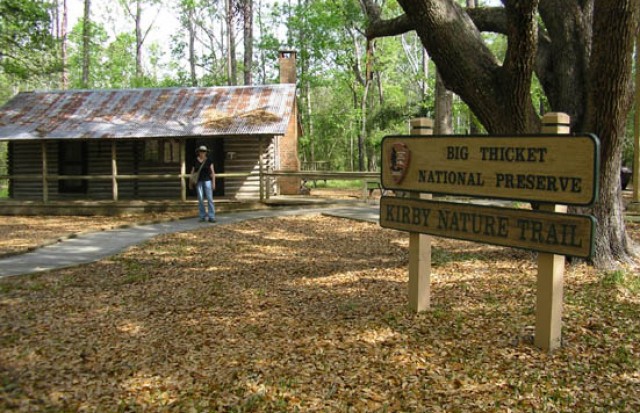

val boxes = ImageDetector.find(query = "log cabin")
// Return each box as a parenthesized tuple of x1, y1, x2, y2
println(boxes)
(0, 51, 301, 214)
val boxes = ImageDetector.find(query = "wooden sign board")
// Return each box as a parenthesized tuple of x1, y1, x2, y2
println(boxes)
(381, 134, 600, 206)
(380, 196, 595, 258)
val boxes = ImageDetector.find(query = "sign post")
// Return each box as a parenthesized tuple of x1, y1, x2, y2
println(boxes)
(380, 112, 600, 352)
(408, 118, 432, 312)
(535, 113, 570, 352)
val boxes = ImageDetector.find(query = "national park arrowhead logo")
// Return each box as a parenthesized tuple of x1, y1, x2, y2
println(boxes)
(389, 142, 411, 184)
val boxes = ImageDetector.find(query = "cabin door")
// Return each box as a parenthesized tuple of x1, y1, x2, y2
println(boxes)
(58, 141, 88, 193)
(186, 139, 224, 197)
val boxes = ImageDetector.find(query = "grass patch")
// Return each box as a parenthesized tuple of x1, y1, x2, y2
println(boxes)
(117, 259, 152, 285)
(0, 283, 19, 294)
(601, 269, 640, 293)
(309, 179, 364, 190)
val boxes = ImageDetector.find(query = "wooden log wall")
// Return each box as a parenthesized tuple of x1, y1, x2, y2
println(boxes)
(86, 141, 136, 199)
(9, 141, 51, 200)
(223, 136, 275, 199)
(8, 136, 277, 201)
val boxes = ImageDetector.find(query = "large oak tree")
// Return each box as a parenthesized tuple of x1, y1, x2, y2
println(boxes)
(361, 0, 639, 269)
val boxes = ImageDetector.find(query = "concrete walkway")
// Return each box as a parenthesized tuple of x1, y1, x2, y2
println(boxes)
(0, 205, 380, 278)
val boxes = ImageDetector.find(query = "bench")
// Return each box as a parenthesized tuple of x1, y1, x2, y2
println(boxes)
(299, 178, 329, 195)
(364, 180, 389, 198)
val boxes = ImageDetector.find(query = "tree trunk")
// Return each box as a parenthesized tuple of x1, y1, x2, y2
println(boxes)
(464, 0, 477, 132)
(435, 69, 453, 134)
(421, 47, 429, 105)
(583, 0, 638, 268)
(60, 0, 68, 89)
(256, 0, 266, 84)
(187, 6, 197, 86)
(134, 0, 143, 78)
(52, 0, 60, 38)
(242, 0, 253, 85)
(358, 40, 374, 172)
(358, 83, 368, 171)
(537, 1, 592, 131)
(366, 144, 377, 171)
(82, 0, 91, 88)
(226, 0, 237, 85)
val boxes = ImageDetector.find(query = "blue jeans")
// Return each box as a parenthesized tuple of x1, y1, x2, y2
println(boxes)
(196, 180, 215, 220)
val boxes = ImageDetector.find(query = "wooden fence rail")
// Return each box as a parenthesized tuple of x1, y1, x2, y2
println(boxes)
(263, 171, 382, 200)
(1, 170, 383, 202)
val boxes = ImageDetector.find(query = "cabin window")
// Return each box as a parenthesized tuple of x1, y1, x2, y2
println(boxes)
(144, 139, 180, 164)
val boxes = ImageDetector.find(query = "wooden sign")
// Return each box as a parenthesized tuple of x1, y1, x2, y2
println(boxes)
(380, 196, 595, 258)
(381, 134, 600, 206)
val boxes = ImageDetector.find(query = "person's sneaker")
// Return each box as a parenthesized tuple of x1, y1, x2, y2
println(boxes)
(199, 218, 206, 222)
(209, 218, 217, 223)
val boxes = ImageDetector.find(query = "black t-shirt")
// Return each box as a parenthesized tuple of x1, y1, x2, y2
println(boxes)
(195, 158, 213, 182)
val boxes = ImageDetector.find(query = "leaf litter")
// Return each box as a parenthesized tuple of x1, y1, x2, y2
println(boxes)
(0, 214, 639, 412)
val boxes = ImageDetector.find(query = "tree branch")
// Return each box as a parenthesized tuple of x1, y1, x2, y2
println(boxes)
(139, 6, 161, 45)
(365, 14, 413, 39)
(466, 7, 507, 33)
(500, 0, 540, 131)
(119, 0, 135, 20)
(347, 27, 366, 86)
(359, 0, 413, 39)
(502, 1, 538, 75)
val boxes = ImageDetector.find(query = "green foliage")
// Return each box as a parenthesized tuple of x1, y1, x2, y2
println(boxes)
(104, 33, 138, 87)
(67, 20, 109, 88)
(622, 104, 635, 167)
(0, 0, 60, 102)
(310, 179, 364, 190)
(67, 20, 159, 89)
(0, 0, 58, 79)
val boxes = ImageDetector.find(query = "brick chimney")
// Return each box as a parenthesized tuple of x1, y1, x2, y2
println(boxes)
(275, 50, 300, 196)
(279, 50, 297, 84)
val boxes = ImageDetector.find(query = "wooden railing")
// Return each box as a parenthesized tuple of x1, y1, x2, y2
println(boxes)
(0, 173, 251, 180)
(0, 172, 254, 203)
(263, 170, 382, 199)
(0, 170, 383, 202)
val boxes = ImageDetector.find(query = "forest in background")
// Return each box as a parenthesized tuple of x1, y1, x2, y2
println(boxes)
(0, 0, 637, 181)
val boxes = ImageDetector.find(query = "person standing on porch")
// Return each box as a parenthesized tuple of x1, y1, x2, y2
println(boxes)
(192, 145, 216, 223)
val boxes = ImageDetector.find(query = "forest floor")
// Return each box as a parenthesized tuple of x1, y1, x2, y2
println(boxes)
(0, 190, 639, 412)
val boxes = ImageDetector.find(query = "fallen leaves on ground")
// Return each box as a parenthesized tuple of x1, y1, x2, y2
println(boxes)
(0, 212, 195, 257)
(0, 214, 639, 412)
(0, 189, 362, 257)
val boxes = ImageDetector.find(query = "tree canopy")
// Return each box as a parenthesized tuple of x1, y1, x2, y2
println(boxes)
(0, 0, 58, 98)
(361, 0, 639, 268)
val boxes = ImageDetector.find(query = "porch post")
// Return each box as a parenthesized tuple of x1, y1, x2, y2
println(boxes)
(41, 141, 48, 203)
(259, 136, 265, 202)
(266, 137, 271, 201)
(180, 139, 186, 202)
(111, 141, 118, 201)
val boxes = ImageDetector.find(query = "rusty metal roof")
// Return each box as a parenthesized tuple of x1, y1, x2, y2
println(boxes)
(0, 84, 297, 141)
